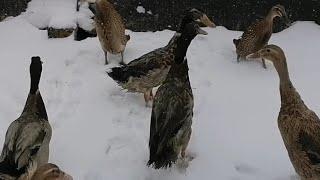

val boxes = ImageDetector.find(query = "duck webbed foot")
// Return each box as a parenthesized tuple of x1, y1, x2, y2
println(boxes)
(176, 151, 195, 171)
(237, 55, 240, 63)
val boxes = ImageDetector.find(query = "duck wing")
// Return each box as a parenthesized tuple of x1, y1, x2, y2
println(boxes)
(298, 111, 320, 169)
(149, 83, 193, 168)
(0, 120, 49, 170)
(108, 46, 173, 84)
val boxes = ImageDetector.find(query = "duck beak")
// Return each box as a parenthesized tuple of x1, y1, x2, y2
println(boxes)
(197, 27, 208, 35)
(199, 14, 216, 28)
(284, 14, 291, 27)
(64, 174, 73, 180)
(246, 51, 261, 59)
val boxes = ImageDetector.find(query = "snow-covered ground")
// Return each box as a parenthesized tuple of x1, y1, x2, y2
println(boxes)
(1, 14, 320, 180)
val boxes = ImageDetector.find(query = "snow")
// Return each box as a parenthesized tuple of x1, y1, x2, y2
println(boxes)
(1, 14, 320, 180)
(24, 0, 94, 30)
(137, 6, 146, 14)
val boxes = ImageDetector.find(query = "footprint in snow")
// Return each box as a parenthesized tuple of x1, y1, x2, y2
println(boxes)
(274, 174, 300, 180)
(105, 136, 131, 155)
(234, 163, 259, 175)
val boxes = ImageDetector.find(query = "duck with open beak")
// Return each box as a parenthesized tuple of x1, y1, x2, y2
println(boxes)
(107, 8, 214, 107)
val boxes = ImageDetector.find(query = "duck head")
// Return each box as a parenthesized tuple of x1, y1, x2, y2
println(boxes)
(189, 8, 216, 28)
(269, 4, 291, 26)
(30, 56, 43, 94)
(174, 22, 207, 64)
(178, 8, 215, 33)
(247, 45, 287, 71)
(30, 163, 73, 180)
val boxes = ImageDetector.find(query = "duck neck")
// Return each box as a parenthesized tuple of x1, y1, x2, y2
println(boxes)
(266, 10, 278, 24)
(275, 60, 301, 105)
(96, 0, 112, 18)
(167, 33, 193, 81)
(22, 71, 48, 120)
(174, 33, 193, 64)
(30, 74, 40, 95)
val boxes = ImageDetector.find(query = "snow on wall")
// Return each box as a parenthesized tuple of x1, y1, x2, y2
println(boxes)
(1, 14, 320, 180)
(24, 0, 94, 30)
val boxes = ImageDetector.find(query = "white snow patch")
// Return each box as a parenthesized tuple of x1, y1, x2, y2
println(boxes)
(136, 6, 146, 14)
(24, 0, 94, 29)
(0, 16, 320, 180)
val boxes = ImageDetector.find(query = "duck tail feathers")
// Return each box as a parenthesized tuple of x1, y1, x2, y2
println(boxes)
(148, 139, 178, 169)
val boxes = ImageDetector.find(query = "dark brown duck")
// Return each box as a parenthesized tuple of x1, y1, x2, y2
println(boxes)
(107, 9, 214, 107)
(148, 22, 207, 169)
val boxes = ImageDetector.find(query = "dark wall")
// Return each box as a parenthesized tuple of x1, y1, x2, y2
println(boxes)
(1, 0, 320, 32)
(112, 0, 320, 32)
(0, 0, 31, 20)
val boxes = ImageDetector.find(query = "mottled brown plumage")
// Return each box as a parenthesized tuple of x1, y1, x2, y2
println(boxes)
(148, 22, 207, 169)
(1, 163, 73, 180)
(95, 0, 130, 64)
(28, 163, 72, 180)
(250, 45, 320, 180)
(234, 4, 288, 69)
(107, 9, 214, 106)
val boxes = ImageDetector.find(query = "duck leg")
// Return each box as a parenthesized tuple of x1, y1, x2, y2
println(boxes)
(237, 55, 240, 63)
(262, 58, 267, 69)
(104, 51, 108, 65)
(144, 89, 153, 107)
(120, 51, 125, 65)
(149, 89, 154, 100)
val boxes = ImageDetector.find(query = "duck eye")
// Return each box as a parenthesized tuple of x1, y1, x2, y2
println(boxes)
(266, 49, 271, 52)
(51, 168, 60, 175)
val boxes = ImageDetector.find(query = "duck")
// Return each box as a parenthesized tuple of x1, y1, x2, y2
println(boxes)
(233, 4, 289, 69)
(94, 0, 130, 65)
(107, 8, 215, 107)
(0, 57, 52, 179)
(1, 163, 73, 180)
(29, 163, 72, 180)
(248, 45, 320, 180)
(147, 22, 207, 169)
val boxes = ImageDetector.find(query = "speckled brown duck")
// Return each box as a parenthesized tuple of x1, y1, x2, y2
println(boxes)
(94, 0, 130, 65)
(0, 57, 52, 179)
(107, 9, 214, 107)
(249, 45, 320, 180)
(233, 4, 289, 69)
(24, 163, 72, 180)
(148, 22, 207, 169)
(1, 163, 73, 180)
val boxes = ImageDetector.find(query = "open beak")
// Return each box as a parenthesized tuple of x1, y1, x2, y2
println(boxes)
(196, 27, 208, 35)
(199, 15, 216, 28)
